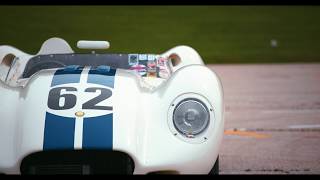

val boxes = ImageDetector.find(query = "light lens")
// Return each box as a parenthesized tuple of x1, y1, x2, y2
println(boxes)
(173, 99, 210, 136)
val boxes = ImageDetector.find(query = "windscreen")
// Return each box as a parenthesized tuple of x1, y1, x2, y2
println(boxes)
(22, 53, 172, 79)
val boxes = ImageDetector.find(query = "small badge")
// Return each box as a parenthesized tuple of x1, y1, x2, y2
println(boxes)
(75, 111, 85, 117)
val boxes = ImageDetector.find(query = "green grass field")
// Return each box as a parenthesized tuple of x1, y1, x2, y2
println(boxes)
(0, 6, 319, 64)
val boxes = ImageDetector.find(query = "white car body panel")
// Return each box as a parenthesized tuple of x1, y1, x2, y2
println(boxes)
(0, 38, 224, 174)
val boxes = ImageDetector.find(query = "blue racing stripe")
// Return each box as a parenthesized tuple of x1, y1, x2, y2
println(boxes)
(43, 112, 76, 150)
(51, 65, 83, 87)
(45, 66, 116, 151)
(82, 113, 113, 149)
(87, 66, 116, 88)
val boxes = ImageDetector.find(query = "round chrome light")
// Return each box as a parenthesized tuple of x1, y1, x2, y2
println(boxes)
(173, 99, 210, 136)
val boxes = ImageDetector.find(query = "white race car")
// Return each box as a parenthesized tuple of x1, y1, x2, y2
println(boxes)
(0, 38, 224, 174)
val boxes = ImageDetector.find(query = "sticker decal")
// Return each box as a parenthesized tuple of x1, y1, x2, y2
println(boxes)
(130, 64, 147, 76)
(147, 54, 156, 61)
(147, 59, 157, 77)
(157, 56, 172, 79)
(128, 54, 173, 78)
(128, 54, 138, 66)
(138, 54, 147, 61)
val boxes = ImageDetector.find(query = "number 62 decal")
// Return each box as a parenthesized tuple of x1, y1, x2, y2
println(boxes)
(48, 87, 112, 110)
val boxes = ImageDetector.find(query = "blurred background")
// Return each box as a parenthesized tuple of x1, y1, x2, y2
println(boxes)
(0, 5, 319, 64)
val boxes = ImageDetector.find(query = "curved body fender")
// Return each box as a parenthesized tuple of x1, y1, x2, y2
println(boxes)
(128, 65, 224, 174)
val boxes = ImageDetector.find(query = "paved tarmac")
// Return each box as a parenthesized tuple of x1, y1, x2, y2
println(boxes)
(208, 64, 320, 174)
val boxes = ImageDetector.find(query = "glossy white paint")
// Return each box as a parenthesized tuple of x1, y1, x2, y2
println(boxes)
(0, 39, 224, 174)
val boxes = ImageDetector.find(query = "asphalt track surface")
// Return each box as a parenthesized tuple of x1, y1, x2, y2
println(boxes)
(208, 64, 320, 174)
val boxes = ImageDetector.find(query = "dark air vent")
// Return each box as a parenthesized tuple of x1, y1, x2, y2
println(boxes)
(20, 150, 135, 175)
